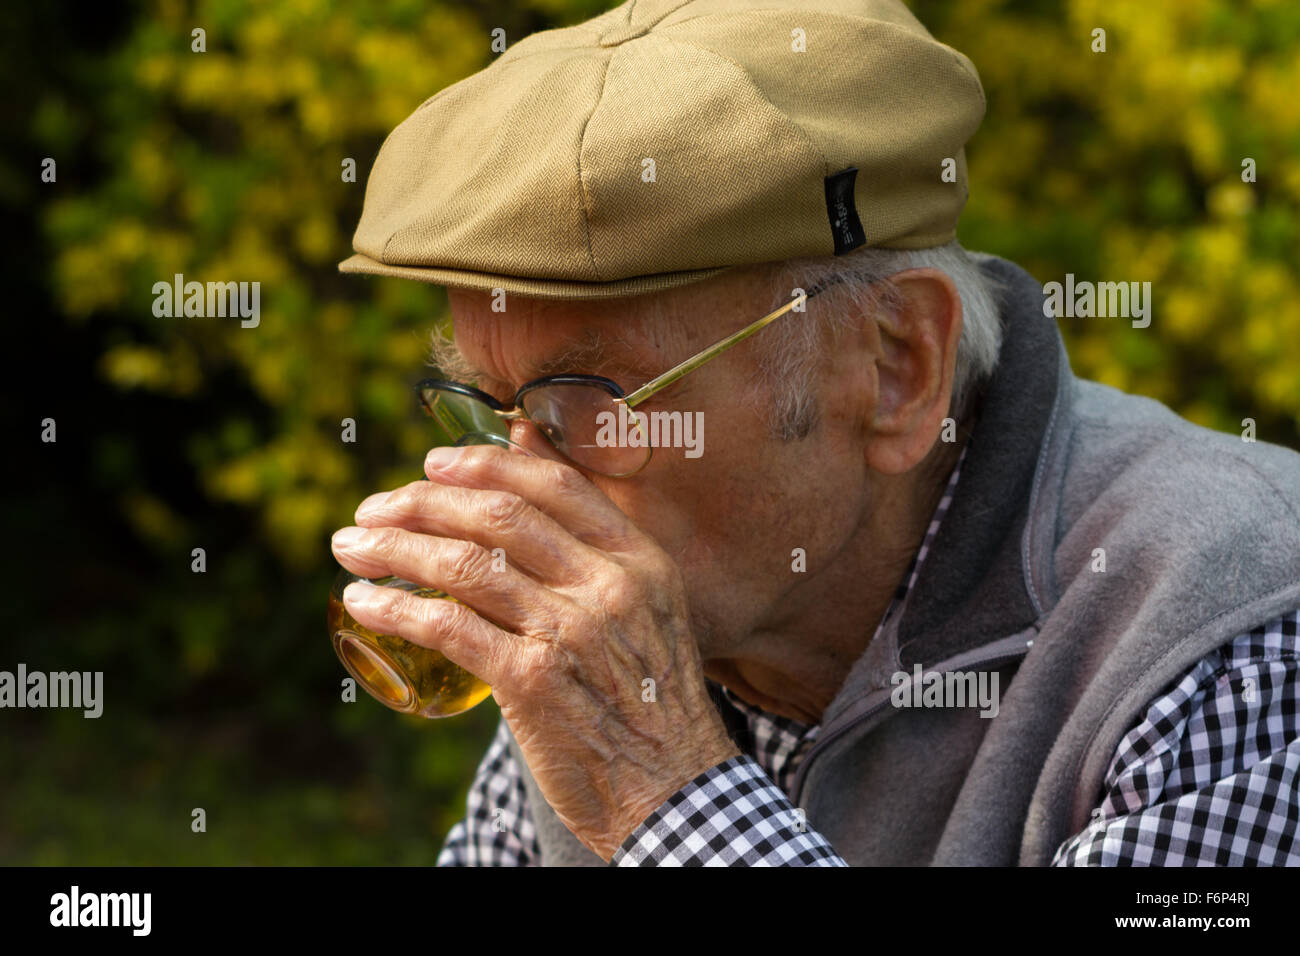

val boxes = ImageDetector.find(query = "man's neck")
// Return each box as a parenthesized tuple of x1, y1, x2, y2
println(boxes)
(705, 434, 967, 725)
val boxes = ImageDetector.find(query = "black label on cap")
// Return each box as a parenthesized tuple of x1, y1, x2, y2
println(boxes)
(824, 167, 866, 255)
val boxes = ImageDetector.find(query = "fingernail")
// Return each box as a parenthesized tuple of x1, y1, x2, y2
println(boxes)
(427, 446, 462, 470)
(333, 526, 367, 550)
(343, 581, 377, 606)
(356, 491, 392, 516)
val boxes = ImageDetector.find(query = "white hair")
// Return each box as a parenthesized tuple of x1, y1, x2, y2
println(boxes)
(753, 240, 1005, 440)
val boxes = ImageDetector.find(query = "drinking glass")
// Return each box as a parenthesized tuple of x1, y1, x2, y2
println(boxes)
(328, 432, 531, 717)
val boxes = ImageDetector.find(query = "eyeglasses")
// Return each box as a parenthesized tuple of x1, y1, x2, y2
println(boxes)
(416, 278, 839, 477)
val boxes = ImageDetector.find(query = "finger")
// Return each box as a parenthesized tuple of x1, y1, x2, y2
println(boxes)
(332, 525, 569, 636)
(422, 444, 646, 553)
(352, 479, 603, 587)
(341, 578, 516, 687)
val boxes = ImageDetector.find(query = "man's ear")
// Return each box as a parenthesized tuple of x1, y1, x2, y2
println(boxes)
(862, 268, 962, 475)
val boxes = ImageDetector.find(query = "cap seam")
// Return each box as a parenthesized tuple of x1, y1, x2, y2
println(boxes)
(383, 51, 613, 268)
(576, 52, 614, 282)
(657, 9, 985, 124)
(664, 35, 830, 179)
(622, 0, 696, 37)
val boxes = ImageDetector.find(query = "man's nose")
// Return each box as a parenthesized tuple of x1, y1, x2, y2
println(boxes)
(510, 418, 568, 464)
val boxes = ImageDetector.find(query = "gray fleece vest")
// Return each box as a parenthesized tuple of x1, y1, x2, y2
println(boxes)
(504, 254, 1300, 866)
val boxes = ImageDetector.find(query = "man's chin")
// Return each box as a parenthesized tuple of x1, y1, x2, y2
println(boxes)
(703, 660, 820, 724)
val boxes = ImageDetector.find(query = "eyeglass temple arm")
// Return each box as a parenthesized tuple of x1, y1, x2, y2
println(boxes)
(622, 278, 839, 408)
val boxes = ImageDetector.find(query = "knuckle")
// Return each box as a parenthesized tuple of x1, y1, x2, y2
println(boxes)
(649, 557, 684, 593)
(459, 446, 499, 473)
(413, 592, 459, 643)
(395, 479, 429, 506)
(479, 490, 528, 533)
(521, 604, 566, 644)
(367, 585, 405, 625)
(365, 526, 402, 558)
(520, 644, 567, 695)
(548, 462, 588, 497)
(602, 574, 641, 616)
(442, 539, 493, 586)
(356, 481, 420, 521)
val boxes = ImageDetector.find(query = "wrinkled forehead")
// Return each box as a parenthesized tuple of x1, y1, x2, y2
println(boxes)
(445, 266, 766, 384)
(445, 289, 659, 384)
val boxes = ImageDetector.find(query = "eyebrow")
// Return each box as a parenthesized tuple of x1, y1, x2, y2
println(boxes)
(531, 329, 648, 379)
(430, 325, 652, 387)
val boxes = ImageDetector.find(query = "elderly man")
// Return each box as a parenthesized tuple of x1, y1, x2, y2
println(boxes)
(332, 0, 1300, 865)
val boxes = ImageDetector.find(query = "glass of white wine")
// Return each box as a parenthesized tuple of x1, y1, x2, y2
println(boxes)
(328, 431, 532, 717)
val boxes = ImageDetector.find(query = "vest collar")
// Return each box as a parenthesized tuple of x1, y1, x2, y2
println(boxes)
(895, 254, 1069, 668)
(801, 253, 1070, 770)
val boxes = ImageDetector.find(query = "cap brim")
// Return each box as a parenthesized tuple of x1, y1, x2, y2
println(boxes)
(338, 253, 732, 302)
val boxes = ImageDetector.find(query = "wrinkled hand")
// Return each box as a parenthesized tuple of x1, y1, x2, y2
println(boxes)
(330, 444, 740, 860)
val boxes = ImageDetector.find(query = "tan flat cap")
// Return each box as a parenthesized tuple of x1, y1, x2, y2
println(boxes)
(340, 0, 985, 300)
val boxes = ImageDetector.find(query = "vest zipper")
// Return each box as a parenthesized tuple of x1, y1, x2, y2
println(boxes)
(790, 629, 1038, 804)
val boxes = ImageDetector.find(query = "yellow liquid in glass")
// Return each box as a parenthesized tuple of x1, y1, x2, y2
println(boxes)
(328, 572, 492, 718)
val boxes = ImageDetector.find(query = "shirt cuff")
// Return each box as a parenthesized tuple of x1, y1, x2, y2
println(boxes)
(611, 755, 848, 866)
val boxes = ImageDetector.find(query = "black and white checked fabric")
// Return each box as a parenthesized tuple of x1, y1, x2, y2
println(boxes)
(1052, 613, 1300, 866)
(614, 756, 843, 865)
(438, 446, 1300, 866)
(436, 718, 538, 866)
